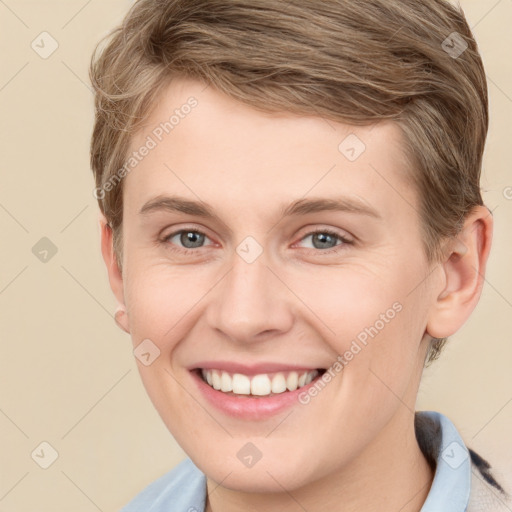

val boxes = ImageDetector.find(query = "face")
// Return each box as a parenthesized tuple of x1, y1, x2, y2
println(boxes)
(113, 77, 442, 492)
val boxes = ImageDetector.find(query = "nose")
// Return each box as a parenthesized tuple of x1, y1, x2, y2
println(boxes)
(206, 247, 294, 345)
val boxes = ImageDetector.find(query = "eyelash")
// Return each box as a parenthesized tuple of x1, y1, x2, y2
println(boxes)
(159, 227, 353, 256)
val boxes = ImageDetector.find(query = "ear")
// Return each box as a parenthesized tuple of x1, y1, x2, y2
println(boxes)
(99, 212, 130, 334)
(426, 205, 493, 339)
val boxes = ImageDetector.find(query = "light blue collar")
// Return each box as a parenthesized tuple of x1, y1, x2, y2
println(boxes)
(420, 411, 471, 511)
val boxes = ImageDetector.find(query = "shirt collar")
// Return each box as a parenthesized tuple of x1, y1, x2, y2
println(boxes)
(418, 410, 471, 512)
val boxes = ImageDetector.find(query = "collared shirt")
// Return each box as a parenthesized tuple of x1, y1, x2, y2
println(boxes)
(120, 411, 511, 511)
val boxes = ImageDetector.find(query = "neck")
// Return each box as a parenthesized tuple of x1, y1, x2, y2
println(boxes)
(205, 409, 434, 512)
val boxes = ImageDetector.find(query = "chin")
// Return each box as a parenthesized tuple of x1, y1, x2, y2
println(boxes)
(200, 457, 315, 494)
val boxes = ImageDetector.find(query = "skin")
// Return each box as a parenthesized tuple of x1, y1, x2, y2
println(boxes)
(100, 76, 493, 511)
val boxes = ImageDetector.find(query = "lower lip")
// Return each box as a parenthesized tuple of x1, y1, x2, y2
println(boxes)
(190, 370, 324, 420)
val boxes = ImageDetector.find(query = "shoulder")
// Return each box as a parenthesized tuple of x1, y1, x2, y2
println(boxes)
(120, 458, 207, 512)
(467, 449, 512, 512)
(415, 410, 511, 511)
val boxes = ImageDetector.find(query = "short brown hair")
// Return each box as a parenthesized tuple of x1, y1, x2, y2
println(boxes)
(89, 0, 489, 365)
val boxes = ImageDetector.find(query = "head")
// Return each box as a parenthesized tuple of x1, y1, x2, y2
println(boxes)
(90, 0, 492, 496)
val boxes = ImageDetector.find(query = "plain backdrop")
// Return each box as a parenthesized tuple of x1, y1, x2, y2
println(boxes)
(0, 0, 511, 510)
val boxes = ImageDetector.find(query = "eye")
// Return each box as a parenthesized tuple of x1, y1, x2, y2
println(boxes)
(295, 228, 353, 254)
(160, 227, 353, 255)
(161, 229, 214, 254)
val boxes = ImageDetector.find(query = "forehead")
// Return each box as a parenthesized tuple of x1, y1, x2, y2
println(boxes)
(124, 77, 417, 227)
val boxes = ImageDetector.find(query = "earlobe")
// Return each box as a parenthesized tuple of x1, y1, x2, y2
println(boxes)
(426, 206, 493, 339)
(114, 305, 130, 334)
(98, 212, 130, 334)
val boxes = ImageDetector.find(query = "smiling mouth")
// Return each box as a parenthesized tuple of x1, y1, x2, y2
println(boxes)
(196, 368, 327, 397)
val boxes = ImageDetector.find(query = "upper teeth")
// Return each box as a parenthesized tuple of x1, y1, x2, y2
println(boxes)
(201, 369, 319, 396)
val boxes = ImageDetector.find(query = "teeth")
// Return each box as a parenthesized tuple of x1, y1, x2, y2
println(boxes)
(304, 372, 315, 385)
(212, 370, 221, 390)
(271, 373, 287, 394)
(200, 369, 319, 396)
(232, 373, 251, 394)
(251, 374, 271, 395)
(286, 372, 298, 391)
(220, 371, 232, 392)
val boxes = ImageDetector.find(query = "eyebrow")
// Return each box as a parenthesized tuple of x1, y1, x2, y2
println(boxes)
(139, 194, 381, 221)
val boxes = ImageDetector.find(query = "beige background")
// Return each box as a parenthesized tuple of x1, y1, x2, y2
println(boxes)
(0, 0, 511, 510)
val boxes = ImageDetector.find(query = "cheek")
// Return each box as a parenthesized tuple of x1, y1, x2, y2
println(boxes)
(330, 295, 428, 426)
(305, 265, 428, 399)
(286, 262, 407, 343)
(124, 265, 204, 345)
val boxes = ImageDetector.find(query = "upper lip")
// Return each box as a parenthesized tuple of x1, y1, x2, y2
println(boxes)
(189, 361, 324, 376)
